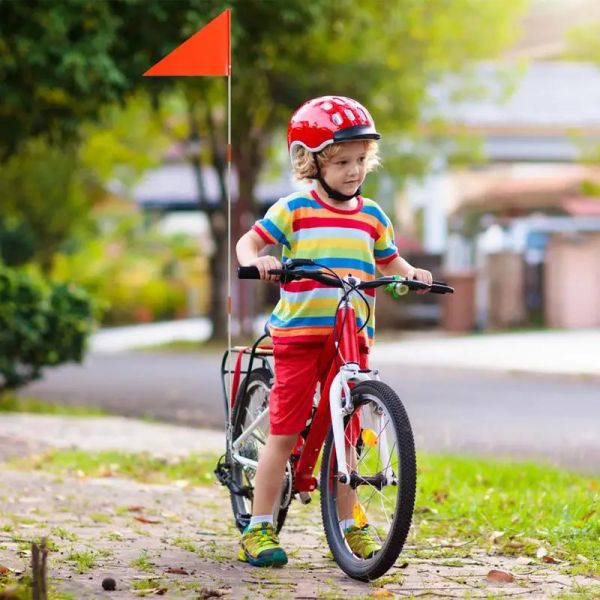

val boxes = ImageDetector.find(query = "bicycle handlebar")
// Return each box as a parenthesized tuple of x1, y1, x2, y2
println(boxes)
(238, 262, 454, 295)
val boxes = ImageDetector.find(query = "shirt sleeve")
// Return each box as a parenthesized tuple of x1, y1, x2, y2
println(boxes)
(252, 199, 292, 249)
(374, 211, 399, 265)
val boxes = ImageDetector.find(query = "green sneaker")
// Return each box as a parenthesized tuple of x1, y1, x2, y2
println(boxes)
(238, 522, 288, 567)
(344, 525, 382, 559)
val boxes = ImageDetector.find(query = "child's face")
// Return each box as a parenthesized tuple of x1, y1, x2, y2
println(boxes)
(320, 141, 368, 197)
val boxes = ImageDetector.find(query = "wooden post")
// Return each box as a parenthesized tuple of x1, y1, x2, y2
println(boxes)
(31, 539, 48, 600)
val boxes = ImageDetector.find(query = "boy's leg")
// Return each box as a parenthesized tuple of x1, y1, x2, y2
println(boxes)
(240, 343, 322, 567)
(238, 433, 297, 567)
(252, 433, 297, 516)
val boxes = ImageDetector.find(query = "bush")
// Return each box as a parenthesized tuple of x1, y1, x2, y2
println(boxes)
(0, 265, 97, 391)
(51, 213, 205, 325)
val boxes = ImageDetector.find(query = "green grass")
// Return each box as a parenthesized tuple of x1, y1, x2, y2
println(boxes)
(65, 549, 97, 573)
(0, 394, 106, 416)
(131, 550, 154, 572)
(10, 449, 218, 486)
(7, 445, 598, 577)
(414, 455, 599, 573)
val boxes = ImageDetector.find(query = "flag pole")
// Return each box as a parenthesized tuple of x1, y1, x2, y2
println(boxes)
(226, 12, 233, 415)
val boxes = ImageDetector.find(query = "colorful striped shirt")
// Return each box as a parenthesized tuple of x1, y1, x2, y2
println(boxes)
(252, 190, 399, 347)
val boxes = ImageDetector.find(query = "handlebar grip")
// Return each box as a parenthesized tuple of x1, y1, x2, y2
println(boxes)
(430, 283, 454, 294)
(238, 266, 260, 279)
(237, 266, 288, 280)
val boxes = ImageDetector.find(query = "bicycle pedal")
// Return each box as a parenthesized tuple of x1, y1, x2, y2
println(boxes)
(298, 492, 312, 504)
(214, 457, 231, 487)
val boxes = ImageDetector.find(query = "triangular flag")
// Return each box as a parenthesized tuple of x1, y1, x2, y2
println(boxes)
(144, 9, 230, 77)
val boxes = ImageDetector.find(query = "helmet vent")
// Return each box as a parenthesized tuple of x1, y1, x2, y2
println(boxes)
(344, 109, 356, 121)
(321, 101, 333, 110)
(331, 112, 343, 125)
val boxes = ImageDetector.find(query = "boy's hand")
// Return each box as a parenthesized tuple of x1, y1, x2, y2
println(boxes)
(405, 267, 433, 294)
(247, 255, 283, 282)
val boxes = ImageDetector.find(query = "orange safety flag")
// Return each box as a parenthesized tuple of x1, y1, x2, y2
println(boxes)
(144, 9, 230, 77)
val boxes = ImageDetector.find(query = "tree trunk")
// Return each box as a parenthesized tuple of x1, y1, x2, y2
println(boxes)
(234, 138, 264, 337)
(207, 209, 229, 341)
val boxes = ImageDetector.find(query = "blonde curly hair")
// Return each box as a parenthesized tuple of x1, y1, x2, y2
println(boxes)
(292, 140, 380, 182)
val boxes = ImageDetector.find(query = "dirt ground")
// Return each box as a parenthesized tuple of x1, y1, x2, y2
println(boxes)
(1, 464, 598, 600)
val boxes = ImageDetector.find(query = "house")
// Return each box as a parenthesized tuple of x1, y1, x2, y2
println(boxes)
(406, 61, 600, 329)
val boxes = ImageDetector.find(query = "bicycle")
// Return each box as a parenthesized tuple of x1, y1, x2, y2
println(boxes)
(215, 258, 453, 580)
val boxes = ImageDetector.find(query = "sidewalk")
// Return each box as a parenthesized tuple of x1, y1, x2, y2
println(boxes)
(91, 319, 600, 377)
(1, 413, 598, 599)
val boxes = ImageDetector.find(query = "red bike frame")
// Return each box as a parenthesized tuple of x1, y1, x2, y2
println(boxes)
(226, 300, 365, 493)
(291, 301, 366, 492)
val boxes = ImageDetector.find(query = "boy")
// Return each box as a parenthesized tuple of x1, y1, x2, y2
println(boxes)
(236, 96, 432, 567)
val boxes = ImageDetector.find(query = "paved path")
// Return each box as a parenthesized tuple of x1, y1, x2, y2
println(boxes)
(1, 414, 598, 599)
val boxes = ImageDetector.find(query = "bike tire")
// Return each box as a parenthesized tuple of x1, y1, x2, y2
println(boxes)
(320, 380, 416, 581)
(229, 368, 289, 534)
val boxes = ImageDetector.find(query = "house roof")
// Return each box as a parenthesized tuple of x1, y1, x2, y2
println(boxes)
(133, 163, 307, 210)
(428, 62, 600, 131)
(451, 163, 600, 214)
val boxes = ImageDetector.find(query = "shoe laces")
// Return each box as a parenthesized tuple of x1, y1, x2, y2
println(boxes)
(245, 523, 279, 551)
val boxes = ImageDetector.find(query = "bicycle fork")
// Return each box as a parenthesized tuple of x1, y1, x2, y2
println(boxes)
(330, 364, 396, 486)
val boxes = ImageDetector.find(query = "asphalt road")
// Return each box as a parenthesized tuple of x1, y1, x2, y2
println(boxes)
(20, 350, 600, 473)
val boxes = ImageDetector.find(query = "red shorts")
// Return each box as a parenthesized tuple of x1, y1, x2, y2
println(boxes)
(269, 342, 369, 436)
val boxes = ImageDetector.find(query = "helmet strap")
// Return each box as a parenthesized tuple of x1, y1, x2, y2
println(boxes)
(313, 155, 360, 202)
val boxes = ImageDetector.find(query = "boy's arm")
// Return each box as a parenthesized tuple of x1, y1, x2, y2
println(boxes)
(378, 256, 432, 293)
(236, 229, 282, 282)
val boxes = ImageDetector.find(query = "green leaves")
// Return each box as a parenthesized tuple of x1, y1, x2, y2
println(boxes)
(0, 265, 97, 391)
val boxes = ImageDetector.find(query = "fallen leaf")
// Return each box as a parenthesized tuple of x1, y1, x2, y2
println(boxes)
(166, 567, 189, 575)
(433, 489, 448, 504)
(128, 506, 144, 513)
(133, 515, 161, 524)
(505, 541, 524, 550)
(488, 530, 505, 543)
(414, 506, 438, 514)
(542, 555, 560, 564)
(0, 565, 11, 575)
(155, 589, 168, 596)
(486, 569, 514, 583)
(372, 590, 393, 598)
(98, 464, 116, 477)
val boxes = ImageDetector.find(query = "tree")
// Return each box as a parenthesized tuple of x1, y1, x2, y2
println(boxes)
(0, 0, 528, 339)
(0, 0, 125, 158)
(0, 139, 97, 272)
(142, 0, 528, 338)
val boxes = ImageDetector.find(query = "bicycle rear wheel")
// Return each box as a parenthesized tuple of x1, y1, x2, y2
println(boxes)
(229, 368, 290, 533)
(320, 380, 416, 581)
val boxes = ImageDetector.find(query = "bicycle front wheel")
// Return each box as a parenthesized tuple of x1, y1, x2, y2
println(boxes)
(320, 380, 416, 581)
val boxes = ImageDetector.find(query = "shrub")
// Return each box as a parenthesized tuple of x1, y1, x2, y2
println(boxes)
(0, 265, 97, 391)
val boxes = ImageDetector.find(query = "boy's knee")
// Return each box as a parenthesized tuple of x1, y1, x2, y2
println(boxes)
(269, 433, 298, 451)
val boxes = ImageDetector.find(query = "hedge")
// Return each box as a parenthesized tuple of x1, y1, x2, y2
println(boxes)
(0, 265, 96, 391)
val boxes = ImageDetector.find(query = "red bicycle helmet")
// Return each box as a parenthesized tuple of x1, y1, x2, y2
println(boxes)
(288, 95, 381, 159)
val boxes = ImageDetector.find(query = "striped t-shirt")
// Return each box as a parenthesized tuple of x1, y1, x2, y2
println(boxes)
(252, 190, 399, 347)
